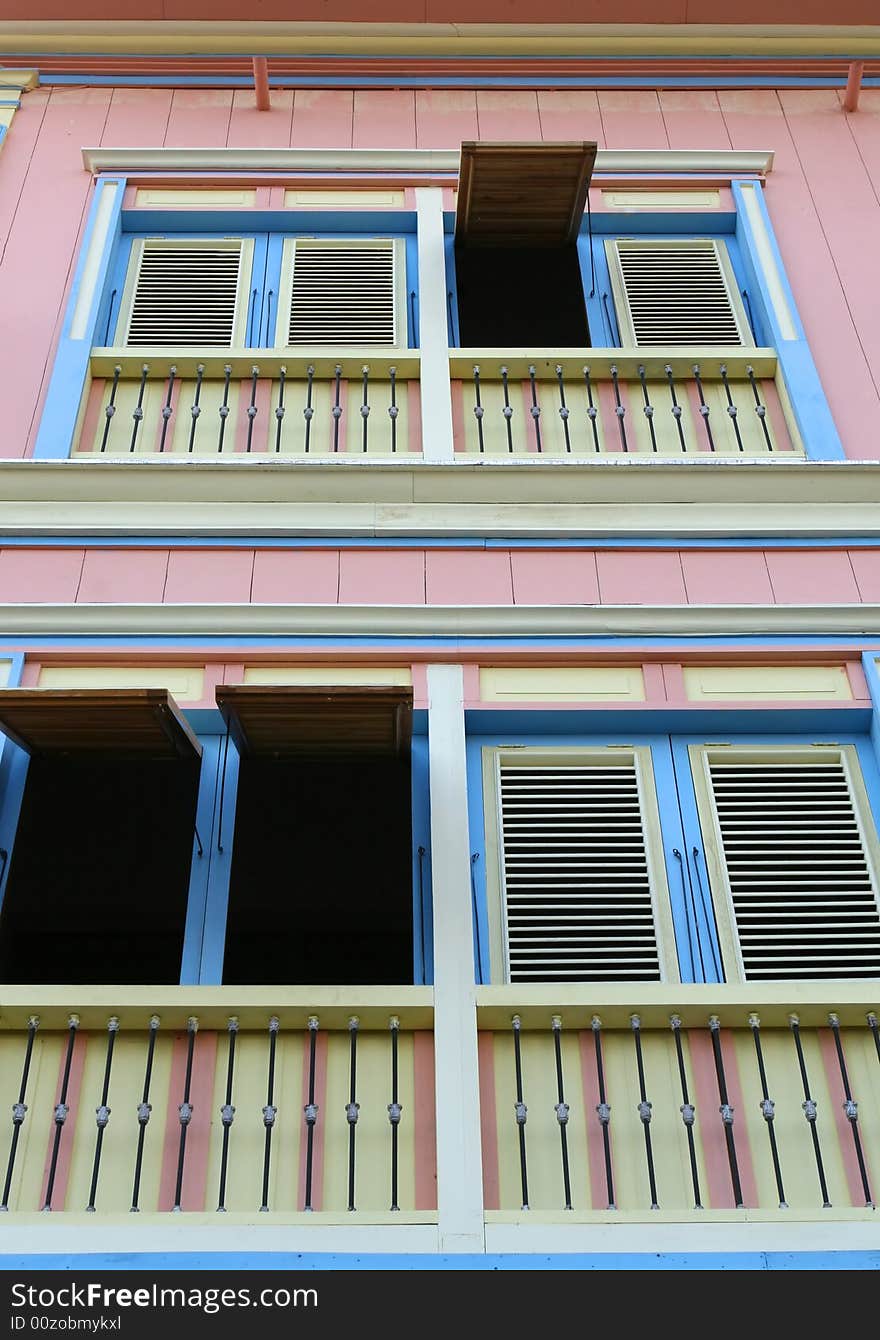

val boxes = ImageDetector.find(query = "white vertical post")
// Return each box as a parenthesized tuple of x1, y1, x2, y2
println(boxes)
(415, 187, 455, 462)
(427, 663, 485, 1253)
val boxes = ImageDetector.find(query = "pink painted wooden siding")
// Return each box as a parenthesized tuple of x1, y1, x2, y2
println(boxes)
(2, 87, 880, 457)
(5, 545, 880, 606)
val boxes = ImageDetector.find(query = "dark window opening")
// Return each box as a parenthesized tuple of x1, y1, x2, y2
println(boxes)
(0, 757, 199, 984)
(454, 244, 590, 347)
(222, 753, 413, 985)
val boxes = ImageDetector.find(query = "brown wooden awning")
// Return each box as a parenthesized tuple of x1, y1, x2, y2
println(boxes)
(216, 685, 413, 759)
(455, 141, 597, 248)
(0, 688, 201, 760)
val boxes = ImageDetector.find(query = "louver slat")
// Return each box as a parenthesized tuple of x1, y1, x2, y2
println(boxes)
(287, 242, 396, 345)
(126, 244, 243, 347)
(707, 758, 880, 980)
(612, 240, 744, 347)
(499, 764, 661, 983)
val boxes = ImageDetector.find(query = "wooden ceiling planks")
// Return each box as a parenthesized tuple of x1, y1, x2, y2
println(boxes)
(0, 688, 202, 760)
(215, 684, 413, 759)
(455, 141, 597, 248)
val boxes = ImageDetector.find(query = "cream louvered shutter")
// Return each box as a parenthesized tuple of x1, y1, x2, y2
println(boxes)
(498, 758, 662, 982)
(124, 239, 247, 347)
(607, 239, 750, 347)
(700, 750, 880, 980)
(284, 239, 398, 345)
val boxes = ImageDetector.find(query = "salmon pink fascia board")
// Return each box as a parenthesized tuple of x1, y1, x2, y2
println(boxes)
(251, 550, 339, 604)
(597, 91, 670, 151)
(339, 549, 426, 605)
(291, 90, 354, 149)
(227, 88, 294, 149)
(536, 91, 605, 145)
(415, 90, 478, 150)
(352, 90, 417, 150)
(510, 550, 599, 606)
(78, 548, 169, 604)
(658, 89, 733, 151)
(475, 90, 542, 141)
(680, 550, 773, 605)
(164, 550, 255, 604)
(596, 550, 686, 605)
(426, 550, 513, 605)
(163, 89, 233, 148)
(849, 549, 880, 604)
(765, 549, 860, 604)
(0, 548, 85, 603)
(100, 87, 174, 148)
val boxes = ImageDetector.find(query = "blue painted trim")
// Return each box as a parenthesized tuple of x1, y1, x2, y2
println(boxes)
(5, 535, 880, 551)
(179, 733, 223, 985)
(197, 732, 239, 985)
(0, 127, 6, 150)
(465, 707, 872, 735)
(32, 177, 126, 460)
(411, 735, 432, 984)
(121, 211, 417, 236)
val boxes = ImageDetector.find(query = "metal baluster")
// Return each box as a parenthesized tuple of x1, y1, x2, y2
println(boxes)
(789, 1014, 831, 1207)
(664, 364, 687, 453)
(672, 848, 699, 981)
(260, 1016, 279, 1213)
(187, 364, 205, 454)
(473, 366, 485, 454)
(172, 1016, 198, 1212)
(216, 364, 232, 453)
(303, 365, 315, 454)
(274, 366, 287, 454)
(43, 1015, 79, 1211)
(303, 1016, 319, 1210)
(331, 366, 343, 453)
(128, 365, 149, 453)
(500, 366, 514, 453)
(555, 365, 572, 454)
(245, 365, 259, 453)
(746, 365, 774, 451)
(217, 1016, 238, 1213)
(0, 1015, 38, 1211)
(511, 1015, 529, 1210)
(719, 364, 744, 452)
(591, 1016, 615, 1209)
(610, 365, 628, 453)
(748, 1013, 787, 1209)
(158, 366, 177, 454)
(583, 367, 600, 452)
(130, 1015, 159, 1212)
(631, 1015, 658, 1210)
(692, 365, 716, 452)
(388, 367, 398, 453)
(360, 365, 370, 454)
(828, 1013, 873, 1207)
(551, 1017, 572, 1210)
(86, 1016, 119, 1212)
(99, 365, 122, 453)
(528, 364, 542, 453)
(637, 365, 658, 453)
(708, 1016, 743, 1207)
(346, 1017, 360, 1212)
(388, 1017, 402, 1211)
(670, 1015, 702, 1209)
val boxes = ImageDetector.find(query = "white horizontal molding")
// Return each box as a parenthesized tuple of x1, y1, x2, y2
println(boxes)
(485, 1219, 880, 1256)
(82, 146, 775, 179)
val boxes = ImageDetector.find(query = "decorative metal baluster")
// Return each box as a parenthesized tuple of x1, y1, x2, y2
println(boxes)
(829, 1013, 873, 1207)
(551, 1017, 572, 1210)
(360, 366, 370, 454)
(388, 367, 398, 453)
(664, 364, 687, 452)
(187, 364, 205, 454)
(555, 365, 571, 453)
(748, 1013, 787, 1209)
(172, 1016, 198, 1212)
(130, 1015, 159, 1212)
(719, 364, 744, 452)
(346, 1017, 360, 1212)
(511, 1015, 529, 1210)
(303, 365, 315, 454)
(274, 367, 287, 454)
(245, 365, 259, 453)
(637, 365, 658, 453)
(473, 366, 485, 454)
(86, 1016, 119, 1212)
(0, 1015, 38, 1211)
(591, 1016, 615, 1209)
(216, 364, 232, 453)
(303, 1016, 319, 1211)
(158, 366, 177, 454)
(746, 365, 774, 451)
(631, 1015, 658, 1209)
(388, 1016, 402, 1212)
(99, 365, 122, 453)
(789, 1013, 831, 1207)
(609, 365, 628, 453)
(43, 1015, 79, 1211)
(692, 365, 716, 452)
(217, 1016, 238, 1213)
(527, 365, 542, 453)
(331, 366, 343, 453)
(708, 1016, 743, 1207)
(583, 366, 600, 452)
(128, 364, 149, 453)
(670, 1015, 702, 1209)
(500, 366, 514, 453)
(260, 1016, 279, 1212)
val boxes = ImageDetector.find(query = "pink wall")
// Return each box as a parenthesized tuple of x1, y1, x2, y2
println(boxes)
(1, 85, 879, 458)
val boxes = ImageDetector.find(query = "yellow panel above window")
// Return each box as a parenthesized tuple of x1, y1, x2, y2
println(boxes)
(602, 189, 721, 210)
(0, 661, 11, 689)
(134, 189, 257, 207)
(683, 664, 853, 702)
(36, 665, 205, 701)
(480, 666, 645, 702)
(283, 189, 405, 207)
(242, 665, 412, 686)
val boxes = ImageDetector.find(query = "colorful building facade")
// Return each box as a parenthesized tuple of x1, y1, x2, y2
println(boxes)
(0, 2, 878, 1271)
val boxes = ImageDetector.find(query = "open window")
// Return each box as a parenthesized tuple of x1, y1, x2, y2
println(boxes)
(0, 689, 201, 984)
(216, 685, 414, 985)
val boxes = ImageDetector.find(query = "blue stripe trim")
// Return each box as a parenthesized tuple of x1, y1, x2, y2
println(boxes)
(2, 536, 880, 551)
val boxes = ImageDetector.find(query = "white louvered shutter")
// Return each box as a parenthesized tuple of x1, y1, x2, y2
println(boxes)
(704, 753, 880, 980)
(125, 241, 245, 346)
(498, 760, 662, 982)
(608, 239, 748, 347)
(286, 240, 397, 345)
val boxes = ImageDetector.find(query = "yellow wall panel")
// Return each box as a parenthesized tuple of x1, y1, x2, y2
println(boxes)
(602, 189, 721, 209)
(284, 189, 405, 207)
(37, 665, 205, 702)
(134, 189, 257, 207)
(242, 665, 412, 686)
(683, 664, 853, 702)
(480, 666, 645, 702)
(0, 660, 11, 688)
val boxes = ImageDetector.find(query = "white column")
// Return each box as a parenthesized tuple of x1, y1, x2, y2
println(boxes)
(427, 663, 485, 1253)
(415, 187, 455, 462)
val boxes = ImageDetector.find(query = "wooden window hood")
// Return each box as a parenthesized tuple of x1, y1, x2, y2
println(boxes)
(455, 141, 597, 249)
(215, 684, 413, 758)
(0, 688, 201, 760)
